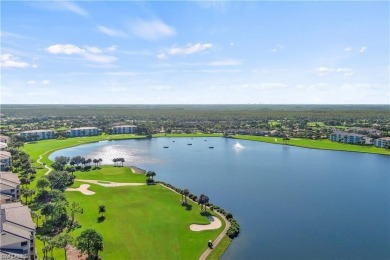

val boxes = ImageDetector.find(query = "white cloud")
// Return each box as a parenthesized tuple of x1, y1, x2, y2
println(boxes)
(209, 59, 241, 66)
(158, 43, 213, 59)
(240, 83, 289, 90)
(57, 1, 88, 17)
(344, 47, 352, 52)
(129, 19, 175, 40)
(97, 25, 127, 37)
(46, 44, 117, 64)
(106, 45, 117, 52)
(26, 80, 36, 85)
(83, 53, 117, 63)
(1, 54, 35, 68)
(335, 68, 354, 76)
(148, 85, 172, 91)
(104, 71, 136, 76)
(47, 44, 85, 55)
(42, 80, 50, 85)
(271, 44, 284, 53)
(360, 46, 367, 53)
(85, 46, 102, 54)
(157, 53, 168, 60)
(315, 67, 353, 76)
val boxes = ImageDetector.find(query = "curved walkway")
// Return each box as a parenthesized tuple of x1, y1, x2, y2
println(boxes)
(190, 215, 222, 231)
(66, 184, 95, 195)
(198, 210, 230, 260)
(76, 179, 146, 187)
(36, 149, 56, 176)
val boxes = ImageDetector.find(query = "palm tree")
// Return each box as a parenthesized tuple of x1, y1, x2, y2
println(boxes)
(120, 158, 125, 167)
(69, 201, 83, 227)
(98, 205, 106, 217)
(31, 211, 41, 228)
(198, 194, 209, 212)
(146, 171, 156, 181)
(93, 159, 98, 167)
(182, 189, 190, 204)
(112, 158, 117, 167)
(55, 233, 73, 260)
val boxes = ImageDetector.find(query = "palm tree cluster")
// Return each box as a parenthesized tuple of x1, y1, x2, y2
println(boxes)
(112, 158, 125, 167)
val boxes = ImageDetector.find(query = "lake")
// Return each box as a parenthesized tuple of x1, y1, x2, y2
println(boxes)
(49, 137, 390, 259)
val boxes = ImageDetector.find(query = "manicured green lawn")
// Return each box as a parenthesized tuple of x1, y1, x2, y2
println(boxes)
(233, 135, 390, 155)
(153, 133, 223, 138)
(66, 180, 224, 259)
(72, 166, 146, 183)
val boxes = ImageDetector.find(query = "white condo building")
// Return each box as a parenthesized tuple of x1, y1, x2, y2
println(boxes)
(329, 131, 368, 145)
(0, 202, 36, 260)
(111, 125, 137, 134)
(374, 137, 390, 148)
(67, 127, 102, 137)
(0, 151, 12, 171)
(0, 172, 20, 203)
(20, 130, 54, 140)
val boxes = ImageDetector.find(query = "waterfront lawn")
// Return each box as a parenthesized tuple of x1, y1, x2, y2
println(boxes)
(72, 166, 146, 183)
(66, 182, 224, 259)
(233, 135, 390, 155)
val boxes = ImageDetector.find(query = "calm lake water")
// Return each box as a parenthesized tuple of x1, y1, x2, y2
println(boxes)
(50, 137, 390, 259)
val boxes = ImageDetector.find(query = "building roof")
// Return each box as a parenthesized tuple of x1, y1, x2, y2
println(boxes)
(331, 131, 365, 137)
(1, 203, 35, 230)
(0, 143, 7, 149)
(69, 127, 100, 130)
(112, 125, 137, 128)
(0, 173, 20, 185)
(21, 129, 53, 134)
(0, 151, 11, 159)
(378, 137, 390, 141)
(0, 135, 10, 142)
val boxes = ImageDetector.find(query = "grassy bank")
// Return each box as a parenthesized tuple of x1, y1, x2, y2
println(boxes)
(22, 136, 230, 259)
(233, 135, 390, 156)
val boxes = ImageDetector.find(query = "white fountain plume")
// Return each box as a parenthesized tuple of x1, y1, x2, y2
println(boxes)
(234, 141, 244, 149)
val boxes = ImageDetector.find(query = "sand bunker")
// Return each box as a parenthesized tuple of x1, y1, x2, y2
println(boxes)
(76, 179, 145, 187)
(190, 215, 222, 231)
(66, 184, 95, 195)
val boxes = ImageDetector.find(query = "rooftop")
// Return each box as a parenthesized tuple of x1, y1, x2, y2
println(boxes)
(0, 173, 20, 185)
(112, 125, 137, 128)
(69, 127, 100, 130)
(21, 129, 53, 133)
(0, 151, 11, 159)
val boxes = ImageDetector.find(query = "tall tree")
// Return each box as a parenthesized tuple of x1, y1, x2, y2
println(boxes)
(98, 205, 106, 217)
(183, 189, 190, 204)
(76, 229, 103, 260)
(198, 194, 210, 212)
(55, 233, 74, 260)
(69, 201, 83, 227)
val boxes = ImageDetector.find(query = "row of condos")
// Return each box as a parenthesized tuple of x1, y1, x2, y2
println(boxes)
(111, 125, 137, 134)
(0, 170, 36, 260)
(0, 172, 20, 204)
(67, 127, 102, 137)
(18, 125, 138, 141)
(329, 132, 390, 148)
(0, 202, 36, 260)
(20, 130, 55, 141)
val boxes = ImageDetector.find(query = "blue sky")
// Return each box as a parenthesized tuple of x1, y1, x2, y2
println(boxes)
(1, 1, 389, 104)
